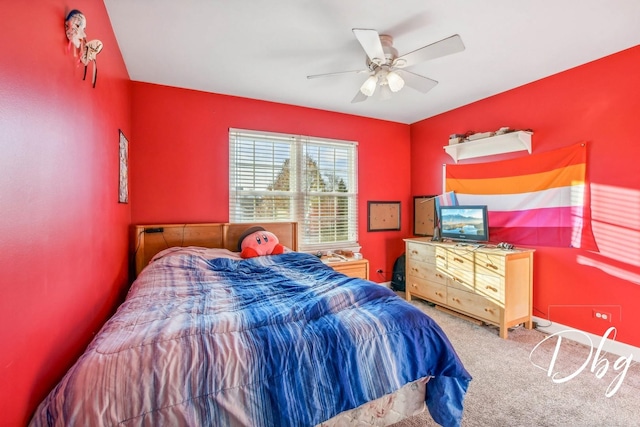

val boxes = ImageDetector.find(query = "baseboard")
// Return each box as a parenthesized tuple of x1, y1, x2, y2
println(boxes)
(533, 316, 640, 359)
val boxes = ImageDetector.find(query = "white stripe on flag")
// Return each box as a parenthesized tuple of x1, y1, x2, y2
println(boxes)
(455, 184, 585, 211)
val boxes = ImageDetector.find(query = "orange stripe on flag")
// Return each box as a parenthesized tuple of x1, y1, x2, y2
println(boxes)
(446, 163, 586, 195)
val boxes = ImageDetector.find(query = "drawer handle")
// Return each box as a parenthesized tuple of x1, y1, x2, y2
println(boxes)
(436, 255, 445, 260)
(411, 283, 418, 289)
(412, 267, 419, 273)
(454, 277, 463, 283)
(484, 308, 495, 314)
(486, 285, 498, 293)
(485, 263, 498, 270)
(435, 291, 443, 297)
(453, 257, 464, 263)
(452, 297, 461, 303)
(435, 273, 444, 279)
(411, 250, 418, 255)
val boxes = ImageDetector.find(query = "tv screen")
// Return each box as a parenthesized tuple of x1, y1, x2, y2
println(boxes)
(439, 205, 489, 242)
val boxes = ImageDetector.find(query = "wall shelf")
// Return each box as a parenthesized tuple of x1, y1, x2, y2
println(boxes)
(444, 130, 533, 163)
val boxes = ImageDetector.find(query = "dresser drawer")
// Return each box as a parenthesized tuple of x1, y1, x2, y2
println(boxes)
(446, 250, 475, 288)
(407, 260, 447, 284)
(434, 246, 448, 267)
(407, 276, 447, 305)
(448, 287, 502, 324)
(406, 242, 436, 262)
(475, 274, 505, 304)
(446, 275, 475, 293)
(475, 252, 506, 277)
(446, 249, 474, 270)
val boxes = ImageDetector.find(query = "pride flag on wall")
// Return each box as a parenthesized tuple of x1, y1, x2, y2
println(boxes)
(445, 142, 597, 249)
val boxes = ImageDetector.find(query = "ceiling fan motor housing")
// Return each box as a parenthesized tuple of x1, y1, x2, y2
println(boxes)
(367, 35, 398, 70)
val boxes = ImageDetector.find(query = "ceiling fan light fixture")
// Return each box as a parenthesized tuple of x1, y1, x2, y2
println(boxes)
(379, 84, 392, 101)
(360, 75, 378, 96)
(386, 71, 405, 92)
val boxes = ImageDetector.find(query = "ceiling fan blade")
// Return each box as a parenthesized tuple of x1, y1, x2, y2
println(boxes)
(307, 69, 368, 79)
(395, 34, 465, 68)
(352, 28, 385, 65)
(351, 89, 368, 104)
(395, 69, 438, 94)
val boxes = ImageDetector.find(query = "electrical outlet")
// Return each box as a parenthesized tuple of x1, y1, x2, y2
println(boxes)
(592, 309, 612, 322)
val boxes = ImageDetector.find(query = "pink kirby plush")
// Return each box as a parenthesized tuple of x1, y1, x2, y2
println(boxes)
(238, 226, 285, 259)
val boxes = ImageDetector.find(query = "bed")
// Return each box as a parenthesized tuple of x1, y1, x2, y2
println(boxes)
(29, 222, 471, 427)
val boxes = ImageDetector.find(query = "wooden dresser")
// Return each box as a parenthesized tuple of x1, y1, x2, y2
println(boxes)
(404, 238, 534, 339)
(322, 257, 369, 280)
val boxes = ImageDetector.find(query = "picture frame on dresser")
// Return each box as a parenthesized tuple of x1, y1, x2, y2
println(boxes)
(367, 201, 401, 232)
(413, 195, 437, 237)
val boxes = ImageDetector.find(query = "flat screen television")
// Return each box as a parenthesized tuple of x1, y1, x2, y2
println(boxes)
(439, 205, 489, 243)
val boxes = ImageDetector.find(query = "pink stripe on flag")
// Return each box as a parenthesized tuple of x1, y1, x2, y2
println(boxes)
(489, 227, 575, 248)
(490, 206, 580, 228)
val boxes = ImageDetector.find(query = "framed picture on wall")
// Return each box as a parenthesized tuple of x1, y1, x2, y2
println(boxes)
(118, 130, 129, 204)
(367, 201, 401, 231)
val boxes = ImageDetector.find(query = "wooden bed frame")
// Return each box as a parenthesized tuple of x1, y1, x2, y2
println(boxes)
(133, 222, 298, 277)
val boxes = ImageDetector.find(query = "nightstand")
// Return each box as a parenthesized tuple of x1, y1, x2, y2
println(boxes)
(321, 257, 370, 280)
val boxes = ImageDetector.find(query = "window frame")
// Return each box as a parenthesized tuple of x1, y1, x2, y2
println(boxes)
(229, 128, 359, 252)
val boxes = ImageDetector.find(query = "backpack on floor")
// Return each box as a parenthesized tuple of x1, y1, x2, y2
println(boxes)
(391, 253, 406, 292)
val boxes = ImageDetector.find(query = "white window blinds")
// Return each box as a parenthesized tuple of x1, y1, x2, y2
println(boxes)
(229, 128, 358, 251)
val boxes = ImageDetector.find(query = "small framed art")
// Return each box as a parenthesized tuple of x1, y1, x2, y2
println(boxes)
(118, 130, 129, 203)
(367, 201, 401, 232)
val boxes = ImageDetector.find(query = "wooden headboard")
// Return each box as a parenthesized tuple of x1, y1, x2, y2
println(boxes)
(133, 222, 298, 277)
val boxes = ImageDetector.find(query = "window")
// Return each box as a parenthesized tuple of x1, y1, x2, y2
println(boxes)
(229, 128, 358, 252)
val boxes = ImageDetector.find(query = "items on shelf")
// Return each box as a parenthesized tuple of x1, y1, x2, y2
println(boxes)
(449, 127, 523, 145)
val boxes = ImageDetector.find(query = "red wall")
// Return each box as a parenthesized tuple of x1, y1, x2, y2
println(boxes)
(3, 2, 638, 424)
(410, 45, 640, 347)
(130, 83, 413, 284)
(0, 1, 132, 425)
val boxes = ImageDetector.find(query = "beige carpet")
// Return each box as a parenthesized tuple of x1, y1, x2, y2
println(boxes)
(391, 298, 640, 427)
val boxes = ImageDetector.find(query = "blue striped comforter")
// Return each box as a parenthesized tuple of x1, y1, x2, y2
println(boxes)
(30, 250, 471, 426)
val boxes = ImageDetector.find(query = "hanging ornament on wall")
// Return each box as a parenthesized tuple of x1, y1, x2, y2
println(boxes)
(64, 9, 103, 88)
(65, 10, 86, 57)
(81, 39, 103, 88)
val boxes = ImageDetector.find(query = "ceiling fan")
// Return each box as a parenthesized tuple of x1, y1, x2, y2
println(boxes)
(307, 29, 465, 103)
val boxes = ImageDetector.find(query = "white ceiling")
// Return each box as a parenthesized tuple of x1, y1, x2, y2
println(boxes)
(103, 0, 640, 124)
